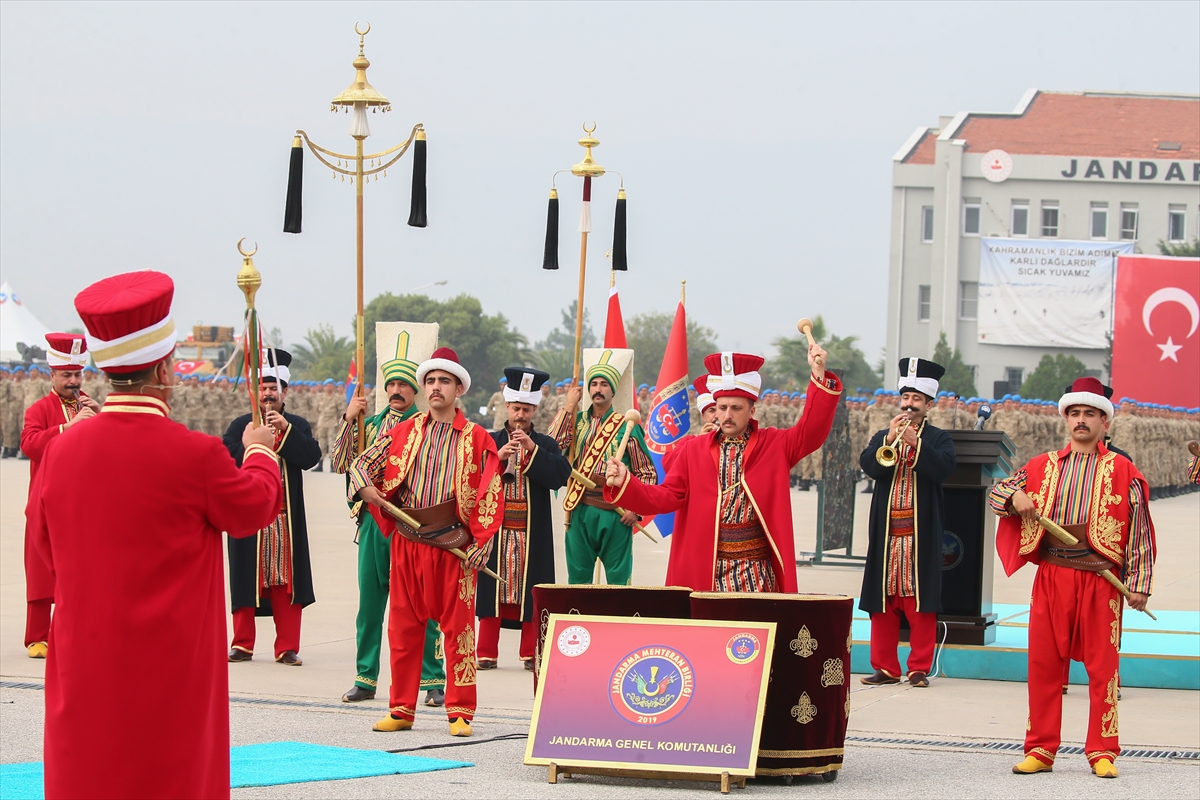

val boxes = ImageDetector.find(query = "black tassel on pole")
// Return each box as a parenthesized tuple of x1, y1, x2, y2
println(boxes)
(407, 131, 428, 228)
(611, 188, 627, 271)
(542, 189, 560, 270)
(283, 135, 304, 234)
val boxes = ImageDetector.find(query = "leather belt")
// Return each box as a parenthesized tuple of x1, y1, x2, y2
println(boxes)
(394, 499, 471, 551)
(1041, 528, 1114, 572)
(581, 489, 620, 513)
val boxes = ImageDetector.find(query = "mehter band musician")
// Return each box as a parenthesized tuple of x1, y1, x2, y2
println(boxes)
(858, 358, 957, 689)
(478, 367, 571, 670)
(34, 271, 283, 799)
(349, 347, 502, 737)
(605, 346, 840, 592)
(992, 376, 1156, 779)
(224, 349, 323, 666)
(20, 333, 99, 658)
(332, 333, 447, 707)
(549, 349, 657, 586)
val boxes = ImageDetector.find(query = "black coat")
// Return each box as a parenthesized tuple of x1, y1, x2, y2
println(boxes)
(223, 410, 323, 613)
(858, 422, 956, 615)
(479, 427, 572, 623)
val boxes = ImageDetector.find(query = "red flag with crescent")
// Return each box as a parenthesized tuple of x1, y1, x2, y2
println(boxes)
(604, 281, 627, 349)
(1111, 255, 1199, 407)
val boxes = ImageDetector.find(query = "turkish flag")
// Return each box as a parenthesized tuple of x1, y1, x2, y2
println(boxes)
(1111, 255, 1200, 407)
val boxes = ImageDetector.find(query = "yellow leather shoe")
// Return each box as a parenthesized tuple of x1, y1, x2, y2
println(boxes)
(1091, 758, 1118, 778)
(449, 718, 473, 737)
(27, 642, 47, 659)
(372, 715, 413, 732)
(1012, 755, 1053, 774)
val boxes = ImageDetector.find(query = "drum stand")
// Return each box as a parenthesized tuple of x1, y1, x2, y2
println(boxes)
(548, 762, 747, 794)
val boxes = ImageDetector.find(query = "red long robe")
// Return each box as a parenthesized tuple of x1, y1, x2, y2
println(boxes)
(21, 390, 88, 603)
(33, 394, 282, 800)
(605, 374, 842, 591)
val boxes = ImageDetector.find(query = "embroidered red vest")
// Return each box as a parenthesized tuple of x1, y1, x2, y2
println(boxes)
(997, 443, 1147, 569)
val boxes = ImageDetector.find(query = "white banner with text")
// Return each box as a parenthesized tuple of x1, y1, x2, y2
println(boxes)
(977, 238, 1134, 348)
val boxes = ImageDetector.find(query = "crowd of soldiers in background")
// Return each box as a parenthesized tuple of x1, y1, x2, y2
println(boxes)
(2, 364, 1197, 496)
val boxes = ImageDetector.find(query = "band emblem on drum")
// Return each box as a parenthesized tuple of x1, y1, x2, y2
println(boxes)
(726, 633, 762, 664)
(610, 646, 694, 725)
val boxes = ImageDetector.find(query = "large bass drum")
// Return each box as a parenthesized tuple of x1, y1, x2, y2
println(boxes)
(690, 592, 854, 778)
(531, 584, 693, 693)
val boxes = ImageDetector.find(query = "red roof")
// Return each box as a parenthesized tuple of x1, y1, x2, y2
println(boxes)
(902, 91, 1199, 164)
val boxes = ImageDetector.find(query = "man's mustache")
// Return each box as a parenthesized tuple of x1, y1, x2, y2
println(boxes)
(591, 392, 606, 400)
(1074, 424, 1090, 431)
(389, 394, 404, 402)
(901, 406, 918, 413)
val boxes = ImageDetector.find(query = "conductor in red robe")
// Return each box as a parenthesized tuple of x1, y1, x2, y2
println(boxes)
(33, 271, 283, 800)
(19, 333, 99, 658)
(605, 346, 840, 592)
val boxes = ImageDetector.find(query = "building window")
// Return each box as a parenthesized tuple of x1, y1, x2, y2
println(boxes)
(1168, 205, 1187, 242)
(921, 206, 934, 242)
(1011, 202, 1029, 237)
(1120, 205, 1139, 240)
(1005, 367, 1024, 391)
(963, 201, 981, 236)
(959, 281, 978, 320)
(1041, 203, 1059, 237)
(918, 285, 931, 322)
(1090, 203, 1108, 239)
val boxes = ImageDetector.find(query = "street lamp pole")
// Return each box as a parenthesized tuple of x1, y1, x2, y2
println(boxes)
(283, 23, 428, 453)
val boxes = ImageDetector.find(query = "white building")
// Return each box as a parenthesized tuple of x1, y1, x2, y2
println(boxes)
(885, 89, 1199, 395)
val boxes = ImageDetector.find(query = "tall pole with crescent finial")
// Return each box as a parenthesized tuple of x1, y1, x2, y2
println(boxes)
(283, 23, 428, 454)
(541, 124, 629, 384)
(236, 239, 264, 429)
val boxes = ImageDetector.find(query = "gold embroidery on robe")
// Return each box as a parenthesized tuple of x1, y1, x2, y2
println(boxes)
(1100, 671, 1119, 738)
(453, 625, 477, 687)
(1020, 452, 1060, 555)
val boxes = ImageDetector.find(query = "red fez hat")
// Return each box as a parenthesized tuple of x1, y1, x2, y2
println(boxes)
(45, 332, 88, 369)
(1058, 376, 1114, 418)
(417, 346, 471, 392)
(703, 352, 764, 402)
(692, 375, 715, 411)
(74, 271, 175, 374)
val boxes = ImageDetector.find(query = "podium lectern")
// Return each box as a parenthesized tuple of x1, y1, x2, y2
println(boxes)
(899, 429, 1015, 646)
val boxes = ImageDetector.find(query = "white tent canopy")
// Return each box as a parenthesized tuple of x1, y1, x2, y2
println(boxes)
(0, 282, 53, 362)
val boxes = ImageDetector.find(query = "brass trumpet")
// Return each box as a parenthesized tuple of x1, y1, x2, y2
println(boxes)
(876, 418, 912, 467)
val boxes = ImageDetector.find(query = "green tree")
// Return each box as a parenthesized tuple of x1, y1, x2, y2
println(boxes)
(1158, 238, 1200, 257)
(290, 323, 354, 381)
(1019, 353, 1089, 401)
(531, 301, 598, 383)
(767, 316, 882, 393)
(361, 293, 530, 407)
(624, 311, 719, 386)
(931, 331, 978, 397)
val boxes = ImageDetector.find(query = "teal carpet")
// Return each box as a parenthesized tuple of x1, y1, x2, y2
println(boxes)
(0, 741, 471, 799)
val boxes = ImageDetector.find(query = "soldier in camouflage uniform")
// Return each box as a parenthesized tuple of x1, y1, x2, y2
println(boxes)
(313, 379, 346, 472)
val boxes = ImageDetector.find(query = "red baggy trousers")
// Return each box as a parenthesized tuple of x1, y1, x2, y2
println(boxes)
(388, 537, 478, 722)
(477, 604, 537, 663)
(1025, 562, 1122, 766)
(25, 599, 52, 647)
(869, 594, 937, 678)
(231, 585, 303, 659)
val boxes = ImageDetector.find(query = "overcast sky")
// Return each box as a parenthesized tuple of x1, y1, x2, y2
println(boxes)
(3, 1, 1197, 366)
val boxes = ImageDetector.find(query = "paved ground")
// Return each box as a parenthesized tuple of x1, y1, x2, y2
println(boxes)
(2, 458, 1197, 796)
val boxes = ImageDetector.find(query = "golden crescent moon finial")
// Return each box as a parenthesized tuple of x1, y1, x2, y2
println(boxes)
(355, 21, 371, 36)
(237, 238, 258, 258)
(583, 121, 597, 135)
